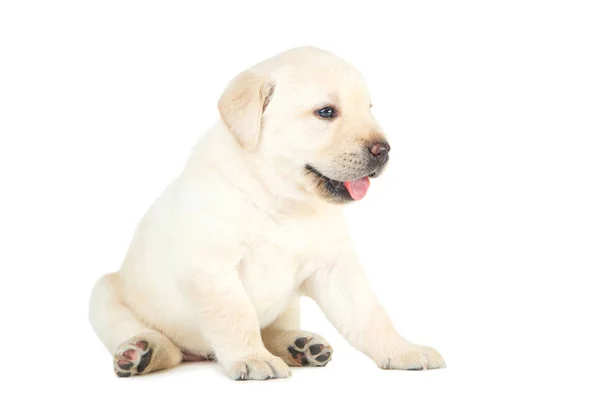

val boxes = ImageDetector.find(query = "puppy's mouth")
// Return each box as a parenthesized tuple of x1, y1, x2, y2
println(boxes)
(305, 165, 375, 201)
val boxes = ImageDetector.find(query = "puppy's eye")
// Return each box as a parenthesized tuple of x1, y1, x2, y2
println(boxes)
(316, 106, 336, 119)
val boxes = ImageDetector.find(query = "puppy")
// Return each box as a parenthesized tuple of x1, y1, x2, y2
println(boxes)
(89, 47, 445, 380)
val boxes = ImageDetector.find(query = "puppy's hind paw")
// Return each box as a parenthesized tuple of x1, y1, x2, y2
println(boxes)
(113, 339, 153, 377)
(287, 334, 333, 367)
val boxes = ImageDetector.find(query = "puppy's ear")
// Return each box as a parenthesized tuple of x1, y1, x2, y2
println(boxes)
(218, 70, 274, 150)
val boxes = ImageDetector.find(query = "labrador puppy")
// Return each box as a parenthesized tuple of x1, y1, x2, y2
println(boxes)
(89, 47, 445, 380)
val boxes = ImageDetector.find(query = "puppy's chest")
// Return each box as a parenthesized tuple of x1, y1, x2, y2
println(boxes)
(239, 222, 321, 326)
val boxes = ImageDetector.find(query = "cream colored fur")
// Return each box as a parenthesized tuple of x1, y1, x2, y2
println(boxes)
(89, 47, 445, 380)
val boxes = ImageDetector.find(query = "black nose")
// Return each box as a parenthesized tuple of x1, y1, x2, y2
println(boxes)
(369, 142, 390, 159)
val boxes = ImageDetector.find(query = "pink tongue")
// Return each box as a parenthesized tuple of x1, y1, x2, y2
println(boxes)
(343, 177, 371, 200)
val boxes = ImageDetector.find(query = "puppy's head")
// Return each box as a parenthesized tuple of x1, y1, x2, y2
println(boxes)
(218, 47, 390, 204)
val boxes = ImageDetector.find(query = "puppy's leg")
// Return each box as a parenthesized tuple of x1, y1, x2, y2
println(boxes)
(302, 253, 445, 371)
(262, 296, 333, 367)
(89, 273, 183, 377)
(182, 272, 291, 380)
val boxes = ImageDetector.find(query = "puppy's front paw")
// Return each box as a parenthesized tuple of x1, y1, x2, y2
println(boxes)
(378, 345, 445, 371)
(227, 354, 291, 381)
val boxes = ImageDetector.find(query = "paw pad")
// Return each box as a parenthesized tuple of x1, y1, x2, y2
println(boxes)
(287, 336, 332, 367)
(113, 339, 153, 377)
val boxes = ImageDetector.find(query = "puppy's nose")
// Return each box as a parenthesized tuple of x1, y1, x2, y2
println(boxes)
(370, 142, 391, 158)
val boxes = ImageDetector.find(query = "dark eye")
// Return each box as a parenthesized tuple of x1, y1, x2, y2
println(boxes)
(316, 106, 336, 119)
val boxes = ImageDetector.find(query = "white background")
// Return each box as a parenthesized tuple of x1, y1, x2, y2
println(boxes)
(1, 1, 599, 398)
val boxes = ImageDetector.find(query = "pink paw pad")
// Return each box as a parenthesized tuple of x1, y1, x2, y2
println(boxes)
(113, 339, 153, 377)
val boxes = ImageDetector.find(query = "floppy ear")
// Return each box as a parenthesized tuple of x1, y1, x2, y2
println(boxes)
(218, 70, 274, 150)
